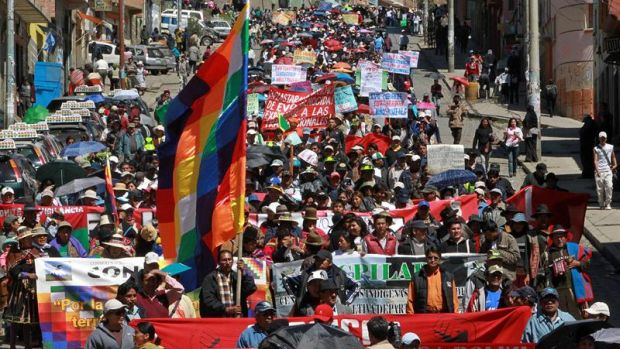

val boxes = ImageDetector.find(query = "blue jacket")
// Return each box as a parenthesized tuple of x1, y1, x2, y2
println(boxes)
(236, 324, 268, 348)
(120, 132, 145, 159)
(522, 309, 575, 343)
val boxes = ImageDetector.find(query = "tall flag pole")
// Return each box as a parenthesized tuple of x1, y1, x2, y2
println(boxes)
(157, 3, 249, 289)
(104, 156, 118, 227)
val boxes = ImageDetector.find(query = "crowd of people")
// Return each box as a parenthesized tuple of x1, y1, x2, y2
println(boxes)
(0, 1, 614, 349)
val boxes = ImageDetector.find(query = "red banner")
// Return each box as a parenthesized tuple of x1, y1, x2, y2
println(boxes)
(136, 307, 531, 348)
(262, 85, 335, 131)
(506, 186, 589, 241)
(422, 345, 533, 349)
(345, 133, 392, 154)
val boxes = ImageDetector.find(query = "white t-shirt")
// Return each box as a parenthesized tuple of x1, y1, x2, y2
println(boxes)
(95, 59, 109, 71)
(595, 143, 614, 173)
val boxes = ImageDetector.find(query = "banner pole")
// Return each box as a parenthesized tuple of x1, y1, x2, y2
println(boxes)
(235, 230, 243, 318)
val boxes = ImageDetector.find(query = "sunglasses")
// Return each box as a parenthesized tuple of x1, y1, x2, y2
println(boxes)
(426, 256, 440, 260)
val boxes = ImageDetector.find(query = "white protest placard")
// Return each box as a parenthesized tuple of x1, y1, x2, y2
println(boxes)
(360, 68, 383, 97)
(399, 50, 420, 68)
(426, 144, 465, 175)
(369, 92, 409, 118)
(335, 85, 358, 113)
(271, 64, 307, 85)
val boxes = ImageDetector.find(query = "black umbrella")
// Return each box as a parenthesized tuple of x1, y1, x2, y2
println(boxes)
(55, 177, 105, 197)
(36, 160, 86, 187)
(537, 320, 609, 349)
(247, 145, 288, 169)
(259, 323, 364, 349)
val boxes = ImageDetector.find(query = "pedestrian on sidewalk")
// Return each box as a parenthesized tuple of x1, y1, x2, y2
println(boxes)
(579, 115, 598, 178)
(503, 118, 524, 177)
(447, 95, 467, 144)
(399, 30, 409, 51)
(593, 131, 617, 210)
(544, 80, 557, 117)
(472, 117, 494, 172)
(188, 41, 201, 74)
(496, 68, 510, 105)
(523, 105, 539, 162)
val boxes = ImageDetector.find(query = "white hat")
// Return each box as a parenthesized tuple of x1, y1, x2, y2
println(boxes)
(103, 299, 127, 314)
(352, 145, 364, 152)
(585, 302, 610, 316)
(394, 182, 405, 189)
(137, 61, 144, 66)
(144, 251, 160, 265)
(154, 125, 165, 132)
(1, 187, 14, 195)
(475, 181, 487, 189)
(120, 203, 134, 211)
(475, 188, 485, 196)
(392, 135, 401, 141)
(401, 332, 421, 345)
(325, 145, 334, 151)
(41, 189, 54, 198)
(247, 129, 257, 135)
(490, 188, 503, 195)
(418, 111, 426, 118)
(109, 155, 119, 164)
(599, 131, 608, 138)
(271, 159, 284, 167)
(121, 171, 135, 178)
(464, 154, 470, 160)
(410, 154, 421, 162)
(82, 189, 97, 200)
(307, 269, 328, 283)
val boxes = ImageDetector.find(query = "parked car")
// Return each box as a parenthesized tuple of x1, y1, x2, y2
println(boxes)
(126, 45, 168, 75)
(87, 41, 120, 65)
(204, 19, 231, 40)
(13, 141, 54, 169)
(0, 153, 38, 200)
(161, 9, 205, 22)
(151, 44, 177, 72)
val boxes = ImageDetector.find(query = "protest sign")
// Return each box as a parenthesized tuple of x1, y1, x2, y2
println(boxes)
(282, 84, 335, 129)
(359, 68, 384, 97)
(247, 93, 259, 116)
(381, 53, 411, 75)
(262, 87, 310, 130)
(271, 64, 307, 85)
(335, 85, 358, 113)
(427, 144, 465, 175)
(272, 10, 296, 25)
(35, 257, 144, 349)
(273, 254, 487, 316)
(293, 49, 317, 66)
(342, 13, 360, 25)
(369, 92, 409, 118)
(399, 50, 420, 68)
(141, 307, 532, 348)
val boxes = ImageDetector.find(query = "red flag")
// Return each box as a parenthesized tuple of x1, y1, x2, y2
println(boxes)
(507, 186, 589, 241)
(345, 133, 392, 154)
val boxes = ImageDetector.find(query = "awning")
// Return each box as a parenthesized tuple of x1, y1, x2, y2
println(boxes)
(77, 11, 103, 25)
(13, 0, 50, 23)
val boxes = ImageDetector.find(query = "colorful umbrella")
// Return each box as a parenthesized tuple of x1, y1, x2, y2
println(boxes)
(315, 73, 337, 83)
(333, 62, 352, 70)
(416, 101, 436, 110)
(450, 76, 470, 86)
(427, 169, 477, 189)
(261, 39, 274, 44)
(60, 141, 107, 157)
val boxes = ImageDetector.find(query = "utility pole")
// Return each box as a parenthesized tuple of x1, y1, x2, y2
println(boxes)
(119, 0, 126, 89)
(528, 0, 542, 160)
(177, 0, 182, 32)
(6, 0, 15, 126)
(423, 0, 429, 45)
(447, 0, 454, 72)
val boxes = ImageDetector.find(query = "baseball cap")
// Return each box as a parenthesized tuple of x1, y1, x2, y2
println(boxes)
(487, 265, 504, 275)
(401, 332, 421, 345)
(584, 302, 610, 317)
(103, 299, 127, 314)
(41, 189, 54, 198)
(490, 188, 503, 196)
(418, 200, 430, 208)
(255, 301, 276, 314)
(475, 181, 487, 189)
(540, 287, 560, 300)
(316, 249, 333, 261)
(144, 252, 159, 265)
(474, 188, 485, 196)
(513, 286, 538, 304)
(1, 187, 15, 195)
(271, 159, 284, 167)
(307, 270, 328, 283)
(313, 304, 334, 322)
(511, 213, 528, 223)
(120, 203, 134, 211)
(109, 155, 119, 164)
(391, 135, 401, 141)
(599, 131, 608, 138)
(487, 249, 503, 261)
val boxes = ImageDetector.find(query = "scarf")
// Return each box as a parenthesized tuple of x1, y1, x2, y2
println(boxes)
(215, 270, 234, 311)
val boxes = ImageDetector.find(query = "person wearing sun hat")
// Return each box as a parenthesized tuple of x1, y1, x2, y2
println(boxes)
(31, 226, 60, 257)
(49, 221, 87, 257)
(102, 233, 134, 259)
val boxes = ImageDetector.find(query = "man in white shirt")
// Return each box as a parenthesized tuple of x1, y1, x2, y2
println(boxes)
(593, 131, 617, 210)
(94, 55, 109, 88)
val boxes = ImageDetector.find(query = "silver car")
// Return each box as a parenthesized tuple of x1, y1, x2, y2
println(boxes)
(151, 45, 176, 72)
(126, 45, 169, 75)
(204, 19, 231, 41)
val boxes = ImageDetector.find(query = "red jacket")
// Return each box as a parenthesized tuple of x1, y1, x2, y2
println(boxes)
(364, 232, 397, 255)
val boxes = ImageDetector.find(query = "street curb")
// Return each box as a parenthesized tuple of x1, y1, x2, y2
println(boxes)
(520, 157, 620, 270)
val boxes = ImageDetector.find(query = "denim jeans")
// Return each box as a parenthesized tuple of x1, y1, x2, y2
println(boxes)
(507, 146, 519, 175)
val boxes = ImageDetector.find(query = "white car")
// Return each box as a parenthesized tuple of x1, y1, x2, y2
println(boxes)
(87, 41, 120, 65)
(204, 19, 231, 40)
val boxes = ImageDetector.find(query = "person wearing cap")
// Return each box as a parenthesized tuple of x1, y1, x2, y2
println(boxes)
(49, 221, 87, 257)
(411, 200, 440, 233)
(258, 184, 284, 211)
(119, 203, 140, 240)
(522, 287, 576, 343)
(265, 217, 303, 263)
(447, 95, 467, 144)
(407, 246, 459, 314)
(236, 301, 276, 348)
(530, 204, 553, 258)
(400, 332, 421, 349)
(1, 187, 15, 204)
(512, 286, 539, 312)
(463, 265, 505, 312)
(385, 135, 403, 167)
(398, 220, 439, 256)
(421, 185, 439, 202)
(85, 299, 135, 349)
(486, 166, 515, 199)
(482, 188, 507, 228)
(287, 269, 327, 316)
(466, 214, 484, 252)
(38, 187, 59, 207)
(521, 163, 548, 189)
(366, 316, 395, 349)
(593, 130, 616, 210)
(479, 220, 520, 281)
(507, 213, 540, 285)
(363, 211, 397, 255)
(388, 152, 409, 189)
(200, 249, 256, 318)
(119, 120, 145, 161)
(540, 225, 592, 319)
(582, 301, 610, 322)
(313, 303, 335, 324)
(318, 278, 353, 315)
(135, 224, 162, 257)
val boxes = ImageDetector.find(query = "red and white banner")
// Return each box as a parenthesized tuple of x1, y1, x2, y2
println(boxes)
(507, 186, 589, 241)
(262, 86, 335, 131)
(135, 307, 532, 348)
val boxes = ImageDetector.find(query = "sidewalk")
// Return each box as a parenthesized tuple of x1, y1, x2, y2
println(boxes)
(412, 36, 620, 270)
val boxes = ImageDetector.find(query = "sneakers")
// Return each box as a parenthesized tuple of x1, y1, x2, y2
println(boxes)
(605, 205, 612, 210)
